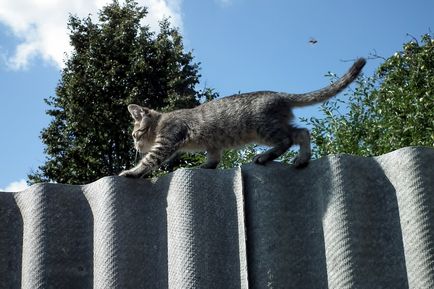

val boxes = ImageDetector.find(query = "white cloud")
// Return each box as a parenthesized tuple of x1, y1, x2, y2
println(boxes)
(0, 0, 183, 70)
(0, 179, 28, 192)
(145, 0, 182, 31)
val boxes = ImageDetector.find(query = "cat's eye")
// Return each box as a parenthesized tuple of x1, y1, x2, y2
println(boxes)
(133, 129, 145, 139)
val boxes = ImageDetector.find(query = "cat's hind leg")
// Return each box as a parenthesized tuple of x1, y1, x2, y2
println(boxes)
(253, 124, 293, 165)
(252, 139, 292, 165)
(291, 128, 312, 168)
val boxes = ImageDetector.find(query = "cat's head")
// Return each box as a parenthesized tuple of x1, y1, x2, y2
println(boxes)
(127, 104, 160, 153)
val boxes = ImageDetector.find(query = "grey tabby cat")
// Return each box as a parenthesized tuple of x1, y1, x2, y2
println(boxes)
(119, 58, 366, 178)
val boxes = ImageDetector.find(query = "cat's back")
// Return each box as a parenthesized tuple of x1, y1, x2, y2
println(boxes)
(162, 90, 289, 131)
(196, 91, 280, 114)
(188, 90, 289, 128)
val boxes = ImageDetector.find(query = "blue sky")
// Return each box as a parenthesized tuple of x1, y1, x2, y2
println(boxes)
(0, 0, 433, 191)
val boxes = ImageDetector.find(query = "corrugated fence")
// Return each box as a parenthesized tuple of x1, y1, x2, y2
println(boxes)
(1, 146, 433, 289)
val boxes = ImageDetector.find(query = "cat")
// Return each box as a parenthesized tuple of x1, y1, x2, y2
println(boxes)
(119, 58, 366, 178)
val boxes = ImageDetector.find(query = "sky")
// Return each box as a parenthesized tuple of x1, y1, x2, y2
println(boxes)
(0, 0, 433, 191)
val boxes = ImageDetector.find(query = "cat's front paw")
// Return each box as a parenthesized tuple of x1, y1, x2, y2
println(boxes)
(119, 170, 138, 178)
(199, 162, 219, 169)
(119, 168, 147, 178)
(119, 163, 152, 178)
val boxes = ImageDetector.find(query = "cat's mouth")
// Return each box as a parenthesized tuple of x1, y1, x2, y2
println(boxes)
(135, 141, 152, 154)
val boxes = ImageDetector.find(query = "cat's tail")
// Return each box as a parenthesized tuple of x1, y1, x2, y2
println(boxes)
(283, 58, 366, 107)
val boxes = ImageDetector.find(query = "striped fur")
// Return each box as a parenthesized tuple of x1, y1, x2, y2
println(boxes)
(119, 58, 366, 178)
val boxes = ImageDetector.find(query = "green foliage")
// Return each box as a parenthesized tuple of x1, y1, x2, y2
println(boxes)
(303, 33, 434, 158)
(29, 0, 209, 184)
(220, 145, 259, 169)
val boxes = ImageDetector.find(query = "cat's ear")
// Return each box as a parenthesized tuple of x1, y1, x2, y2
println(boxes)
(127, 104, 150, 121)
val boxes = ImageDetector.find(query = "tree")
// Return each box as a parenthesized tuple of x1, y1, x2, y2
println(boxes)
(29, 0, 210, 185)
(303, 34, 434, 158)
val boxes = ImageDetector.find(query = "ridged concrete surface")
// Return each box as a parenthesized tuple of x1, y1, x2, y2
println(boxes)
(1, 147, 433, 289)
